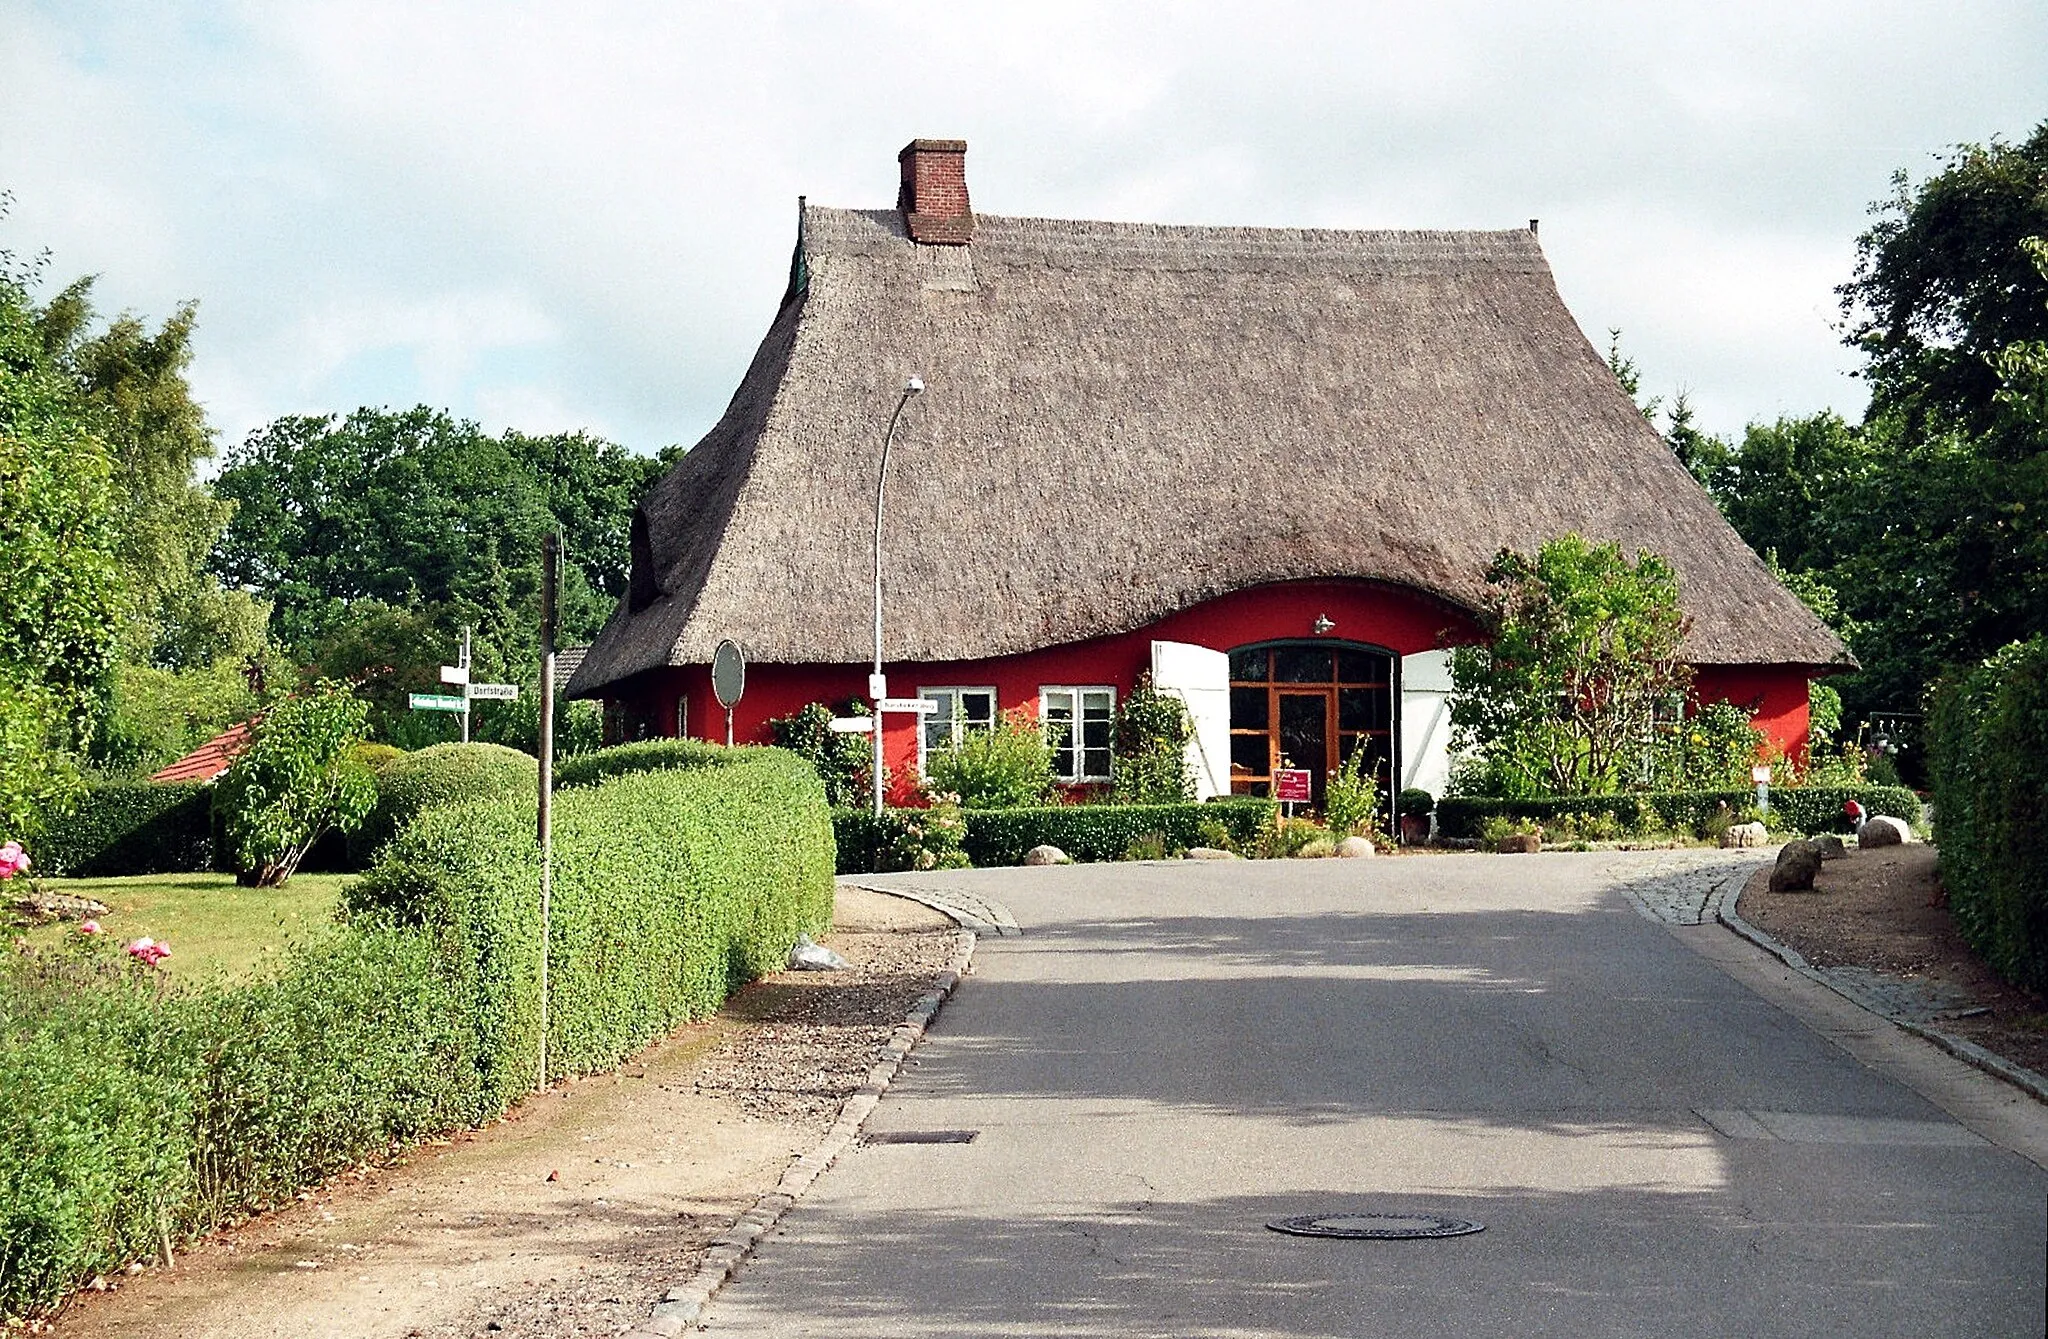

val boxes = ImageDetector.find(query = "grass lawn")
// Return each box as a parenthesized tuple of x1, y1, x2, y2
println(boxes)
(24, 873, 350, 983)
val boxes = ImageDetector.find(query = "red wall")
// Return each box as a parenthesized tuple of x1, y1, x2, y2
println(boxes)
(610, 578, 1818, 796)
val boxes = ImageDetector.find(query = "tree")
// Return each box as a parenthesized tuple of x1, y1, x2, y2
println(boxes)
(0, 233, 125, 782)
(212, 679, 375, 886)
(1449, 535, 1692, 797)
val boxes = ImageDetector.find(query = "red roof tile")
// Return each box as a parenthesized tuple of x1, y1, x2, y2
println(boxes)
(150, 719, 257, 784)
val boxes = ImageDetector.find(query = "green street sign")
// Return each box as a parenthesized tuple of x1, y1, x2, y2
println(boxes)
(409, 693, 467, 712)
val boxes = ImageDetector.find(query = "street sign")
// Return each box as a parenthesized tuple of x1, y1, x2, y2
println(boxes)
(409, 693, 467, 712)
(439, 664, 469, 686)
(879, 697, 939, 714)
(828, 716, 874, 733)
(712, 639, 746, 708)
(468, 682, 519, 701)
(1274, 769, 1313, 803)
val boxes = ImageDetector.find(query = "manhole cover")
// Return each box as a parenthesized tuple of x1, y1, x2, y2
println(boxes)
(1266, 1212, 1484, 1240)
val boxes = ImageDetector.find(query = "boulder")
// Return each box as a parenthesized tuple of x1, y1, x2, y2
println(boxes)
(1812, 834, 1848, 860)
(1719, 821, 1768, 849)
(1334, 836, 1377, 859)
(1023, 844, 1071, 866)
(1856, 816, 1913, 849)
(1769, 839, 1824, 892)
(1495, 833, 1541, 854)
(1183, 846, 1238, 861)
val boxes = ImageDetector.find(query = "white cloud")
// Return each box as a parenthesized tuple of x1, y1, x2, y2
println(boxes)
(3, 0, 2043, 450)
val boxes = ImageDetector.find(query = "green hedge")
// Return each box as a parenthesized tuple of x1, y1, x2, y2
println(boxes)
(0, 746, 833, 1321)
(834, 798, 1278, 873)
(1434, 785, 1923, 840)
(349, 745, 834, 1088)
(345, 742, 538, 868)
(38, 782, 215, 877)
(553, 737, 728, 791)
(1929, 638, 2048, 991)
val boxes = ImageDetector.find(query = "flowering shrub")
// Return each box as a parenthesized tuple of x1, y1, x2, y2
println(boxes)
(0, 841, 27, 879)
(124, 938, 171, 968)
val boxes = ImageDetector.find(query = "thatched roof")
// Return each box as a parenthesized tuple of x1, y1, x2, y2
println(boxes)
(570, 203, 1849, 697)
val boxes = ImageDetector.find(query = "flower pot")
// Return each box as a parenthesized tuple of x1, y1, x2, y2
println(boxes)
(1399, 813, 1430, 845)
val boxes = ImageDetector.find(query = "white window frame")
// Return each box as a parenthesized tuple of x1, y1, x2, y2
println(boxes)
(1040, 685, 1116, 783)
(917, 686, 999, 774)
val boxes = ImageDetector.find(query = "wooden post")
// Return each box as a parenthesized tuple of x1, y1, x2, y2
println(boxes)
(537, 533, 559, 1094)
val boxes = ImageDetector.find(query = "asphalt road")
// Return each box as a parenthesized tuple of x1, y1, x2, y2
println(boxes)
(701, 853, 2048, 1338)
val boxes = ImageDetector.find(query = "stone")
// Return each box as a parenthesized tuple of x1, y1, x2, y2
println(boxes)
(1812, 834, 1848, 860)
(1334, 835, 1377, 858)
(1022, 844, 1070, 866)
(1495, 833, 1541, 854)
(1769, 839, 1823, 892)
(1719, 821, 1768, 849)
(1856, 816, 1913, 848)
(1183, 846, 1238, 860)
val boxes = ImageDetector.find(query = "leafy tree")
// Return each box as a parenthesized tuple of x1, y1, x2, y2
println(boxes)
(0, 235, 125, 767)
(1449, 535, 1692, 797)
(213, 679, 375, 886)
(210, 408, 645, 667)
(90, 659, 265, 778)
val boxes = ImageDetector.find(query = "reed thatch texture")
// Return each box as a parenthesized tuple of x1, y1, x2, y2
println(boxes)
(569, 205, 1848, 698)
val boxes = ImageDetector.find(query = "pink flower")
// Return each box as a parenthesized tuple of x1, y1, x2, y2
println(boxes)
(0, 842, 28, 879)
(79, 920, 102, 935)
(125, 937, 171, 967)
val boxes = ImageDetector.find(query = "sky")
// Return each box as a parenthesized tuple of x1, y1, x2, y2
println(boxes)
(3, 2, 2044, 458)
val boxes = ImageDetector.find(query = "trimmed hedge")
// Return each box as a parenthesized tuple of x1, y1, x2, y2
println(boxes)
(834, 798, 1279, 873)
(38, 782, 214, 877)
(1434, 785, 1923, 840)
(346, 742, 538, 868)
(554, 737, 727, 791)
(1929, 638, 2048, 991)
(0, 745, 832, 1320)
(349, 744, 835, 1087)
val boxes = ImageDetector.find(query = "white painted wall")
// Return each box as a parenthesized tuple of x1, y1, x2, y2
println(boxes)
(1150, 640, 1231, 800)
(1400, 650, 1455, 802)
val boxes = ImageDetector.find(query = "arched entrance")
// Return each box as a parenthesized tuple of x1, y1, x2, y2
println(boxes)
(1227, 641, 1397, 818)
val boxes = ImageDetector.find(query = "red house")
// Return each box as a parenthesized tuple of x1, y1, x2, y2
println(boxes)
(567, 139, 1850, 811)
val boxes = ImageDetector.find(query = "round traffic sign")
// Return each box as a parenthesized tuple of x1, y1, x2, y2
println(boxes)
(712, 639, 746, 708)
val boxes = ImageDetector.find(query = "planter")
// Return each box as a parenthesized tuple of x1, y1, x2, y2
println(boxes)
(1399, 813, 1431, 846)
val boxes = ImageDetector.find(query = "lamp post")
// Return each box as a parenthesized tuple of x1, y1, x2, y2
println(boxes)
(872, 375, 925, 817)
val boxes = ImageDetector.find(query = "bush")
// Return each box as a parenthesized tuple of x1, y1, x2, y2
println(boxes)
(1321, 748, 1382, 840)
(1111, 674, 1194, 805)
(0, 744, 833, 1320)
(213, 682, 375, 886)
(1397, 788, 1434, 818)
(1928, 638, 2048, 990)
(1435, 784, 1921, 841)
(553, 737, 728, 790)
(767, 702, 876, 808)
(1257, 817, 1333, 859)
(35, 782, 214, 876)
(836, 797, 1277, 872)
(346, 742, 537, 868)
(925, 710, 1054, 809)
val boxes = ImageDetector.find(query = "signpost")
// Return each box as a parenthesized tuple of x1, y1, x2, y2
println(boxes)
(1752, 763, 1773, 813)
(468, 682, 519, 702)
(409, 693, 466, 712)
(537, 533, 560, 1096)
(712, 639, 746, 747)
(828, 716, 875, 733)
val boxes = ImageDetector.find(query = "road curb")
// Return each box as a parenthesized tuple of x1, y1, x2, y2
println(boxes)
(619, 929, 977, 1338)
(1707, 876, 2048, 1108)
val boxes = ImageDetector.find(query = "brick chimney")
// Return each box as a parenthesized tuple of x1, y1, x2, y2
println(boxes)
(897, 139, 972, 245)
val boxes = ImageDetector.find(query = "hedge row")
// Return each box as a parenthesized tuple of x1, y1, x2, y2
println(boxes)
(1434, 784, 1923, 840)
(0, 744, 833, 1320)
(834, 797, 1279, 873)
(345, 742, 538, 867)
(1928, 638, 2048, 991)
(554, 737, 727, 790)
(38, 782, 215, 877)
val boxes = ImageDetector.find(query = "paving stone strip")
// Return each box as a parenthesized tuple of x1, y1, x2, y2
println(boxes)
(618, 929, 978, 1338)
(837, 876, 1021, 938)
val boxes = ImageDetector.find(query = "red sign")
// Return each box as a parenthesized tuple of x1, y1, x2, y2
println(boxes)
(1274, 769, 1312, 803)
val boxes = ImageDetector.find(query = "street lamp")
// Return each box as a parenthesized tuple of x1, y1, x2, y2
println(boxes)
(872, 375, 925, 816)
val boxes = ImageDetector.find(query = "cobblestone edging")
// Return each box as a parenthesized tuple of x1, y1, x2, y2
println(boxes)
(837, 876, 1023, 938)
(619, 929, 978, 1338)
(1607, 848, 1776, 926)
